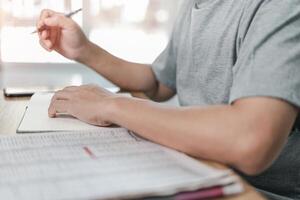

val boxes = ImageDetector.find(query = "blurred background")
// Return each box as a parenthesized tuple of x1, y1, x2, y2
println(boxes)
(0, 0, 180, 92)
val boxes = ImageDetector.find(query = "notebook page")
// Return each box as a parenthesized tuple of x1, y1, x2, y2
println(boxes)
(17, 93, 107, 133)
(0, 129, 234, 200)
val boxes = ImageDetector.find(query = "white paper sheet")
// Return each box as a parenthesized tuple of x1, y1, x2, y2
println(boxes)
(0, 129, 237, 200)
(18, 93, 115, 133)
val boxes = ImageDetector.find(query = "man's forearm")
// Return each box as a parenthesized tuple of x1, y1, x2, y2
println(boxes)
(108, 97, 249, 166)
(106, 96, 296, 175)
(77, 41, 158, 94)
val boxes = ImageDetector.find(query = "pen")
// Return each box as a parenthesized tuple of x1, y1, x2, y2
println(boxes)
(31, 8, 82, 34)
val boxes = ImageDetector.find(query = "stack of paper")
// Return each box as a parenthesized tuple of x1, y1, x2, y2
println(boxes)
(0, 129, 242, 200)
(4, 93, 244, 199)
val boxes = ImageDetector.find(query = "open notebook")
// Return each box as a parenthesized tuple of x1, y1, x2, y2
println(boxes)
(18, 93, 117, 133)
(0, 129, 243, 200)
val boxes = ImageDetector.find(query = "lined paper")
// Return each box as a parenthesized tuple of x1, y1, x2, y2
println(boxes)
(0, 128, 236, 200)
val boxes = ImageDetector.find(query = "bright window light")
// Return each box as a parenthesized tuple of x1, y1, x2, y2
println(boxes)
(0, 0, 179, 64)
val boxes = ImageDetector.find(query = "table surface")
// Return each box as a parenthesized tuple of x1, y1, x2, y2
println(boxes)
(0, 92, 265, 200)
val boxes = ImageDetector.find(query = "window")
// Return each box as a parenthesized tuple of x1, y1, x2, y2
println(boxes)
(0, 0, 179, 63)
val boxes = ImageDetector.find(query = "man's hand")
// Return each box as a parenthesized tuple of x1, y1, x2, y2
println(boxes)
(36, 9, 171, 102)
(37, 9, 90, 61)
(48, 85, 118, 127)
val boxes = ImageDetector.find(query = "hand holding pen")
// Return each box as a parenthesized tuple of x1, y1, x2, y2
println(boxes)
(36, 8, 90, 61)
(32, 8, 82, 34)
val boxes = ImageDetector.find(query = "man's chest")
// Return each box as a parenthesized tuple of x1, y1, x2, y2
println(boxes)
(175, 1, 246, 106)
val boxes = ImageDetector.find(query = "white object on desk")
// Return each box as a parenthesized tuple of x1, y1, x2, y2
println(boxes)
(0, 128, 241, 200)
(17, 92, 125, 133)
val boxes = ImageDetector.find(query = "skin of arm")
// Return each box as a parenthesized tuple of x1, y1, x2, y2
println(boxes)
(80, 42, 176, 102)
(38, 10, 299, 175)
(37, 9, 175, 102)
(49, 85, 298, 176)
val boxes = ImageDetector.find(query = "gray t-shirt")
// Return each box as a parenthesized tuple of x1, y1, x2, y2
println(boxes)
(151, 0, 300, 199)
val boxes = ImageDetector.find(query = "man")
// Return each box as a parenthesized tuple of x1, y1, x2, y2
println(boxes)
(37, 0, 300, 199)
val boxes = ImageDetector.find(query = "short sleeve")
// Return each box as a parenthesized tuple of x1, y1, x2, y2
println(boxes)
(230, 0, 300, 108)
(150, 1, 190, 92)
(151, 39, 177, 91)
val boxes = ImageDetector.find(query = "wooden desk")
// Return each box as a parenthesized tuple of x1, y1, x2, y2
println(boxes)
(0, 92, 265, 200)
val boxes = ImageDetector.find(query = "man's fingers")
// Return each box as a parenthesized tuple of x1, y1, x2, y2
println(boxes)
(38, 28, 53, 50)
(37, 9, 55, 30)
(64, 86, 79, 92)
(98, 121, 113, 127)
(51, 90, 73, 101)
(55, 28, 61, 49)
(48, 100, 69, 117)
(37, 10, 57, 50)
(40, 9, 55, 21)
(44, 15, 73, 29)
(49, 27, 59, 49)
(39, 39, 53, 51)
(49, 90, 75, 117)
(44, 40, 53, 49)
(39, 39, 52, 52)
(41, 30, 49, 40)
(37, 9, 67, 43)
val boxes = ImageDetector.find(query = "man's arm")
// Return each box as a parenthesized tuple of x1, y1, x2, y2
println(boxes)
(37, 9, 175, 101)
(49, 85, 298, 175)
(108, 96, 298, 175)
(79, 42, 175, 102)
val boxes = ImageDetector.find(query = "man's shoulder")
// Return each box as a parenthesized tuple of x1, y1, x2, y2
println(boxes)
(238, 0, 300, 39)
(244, 0, 300, 14)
